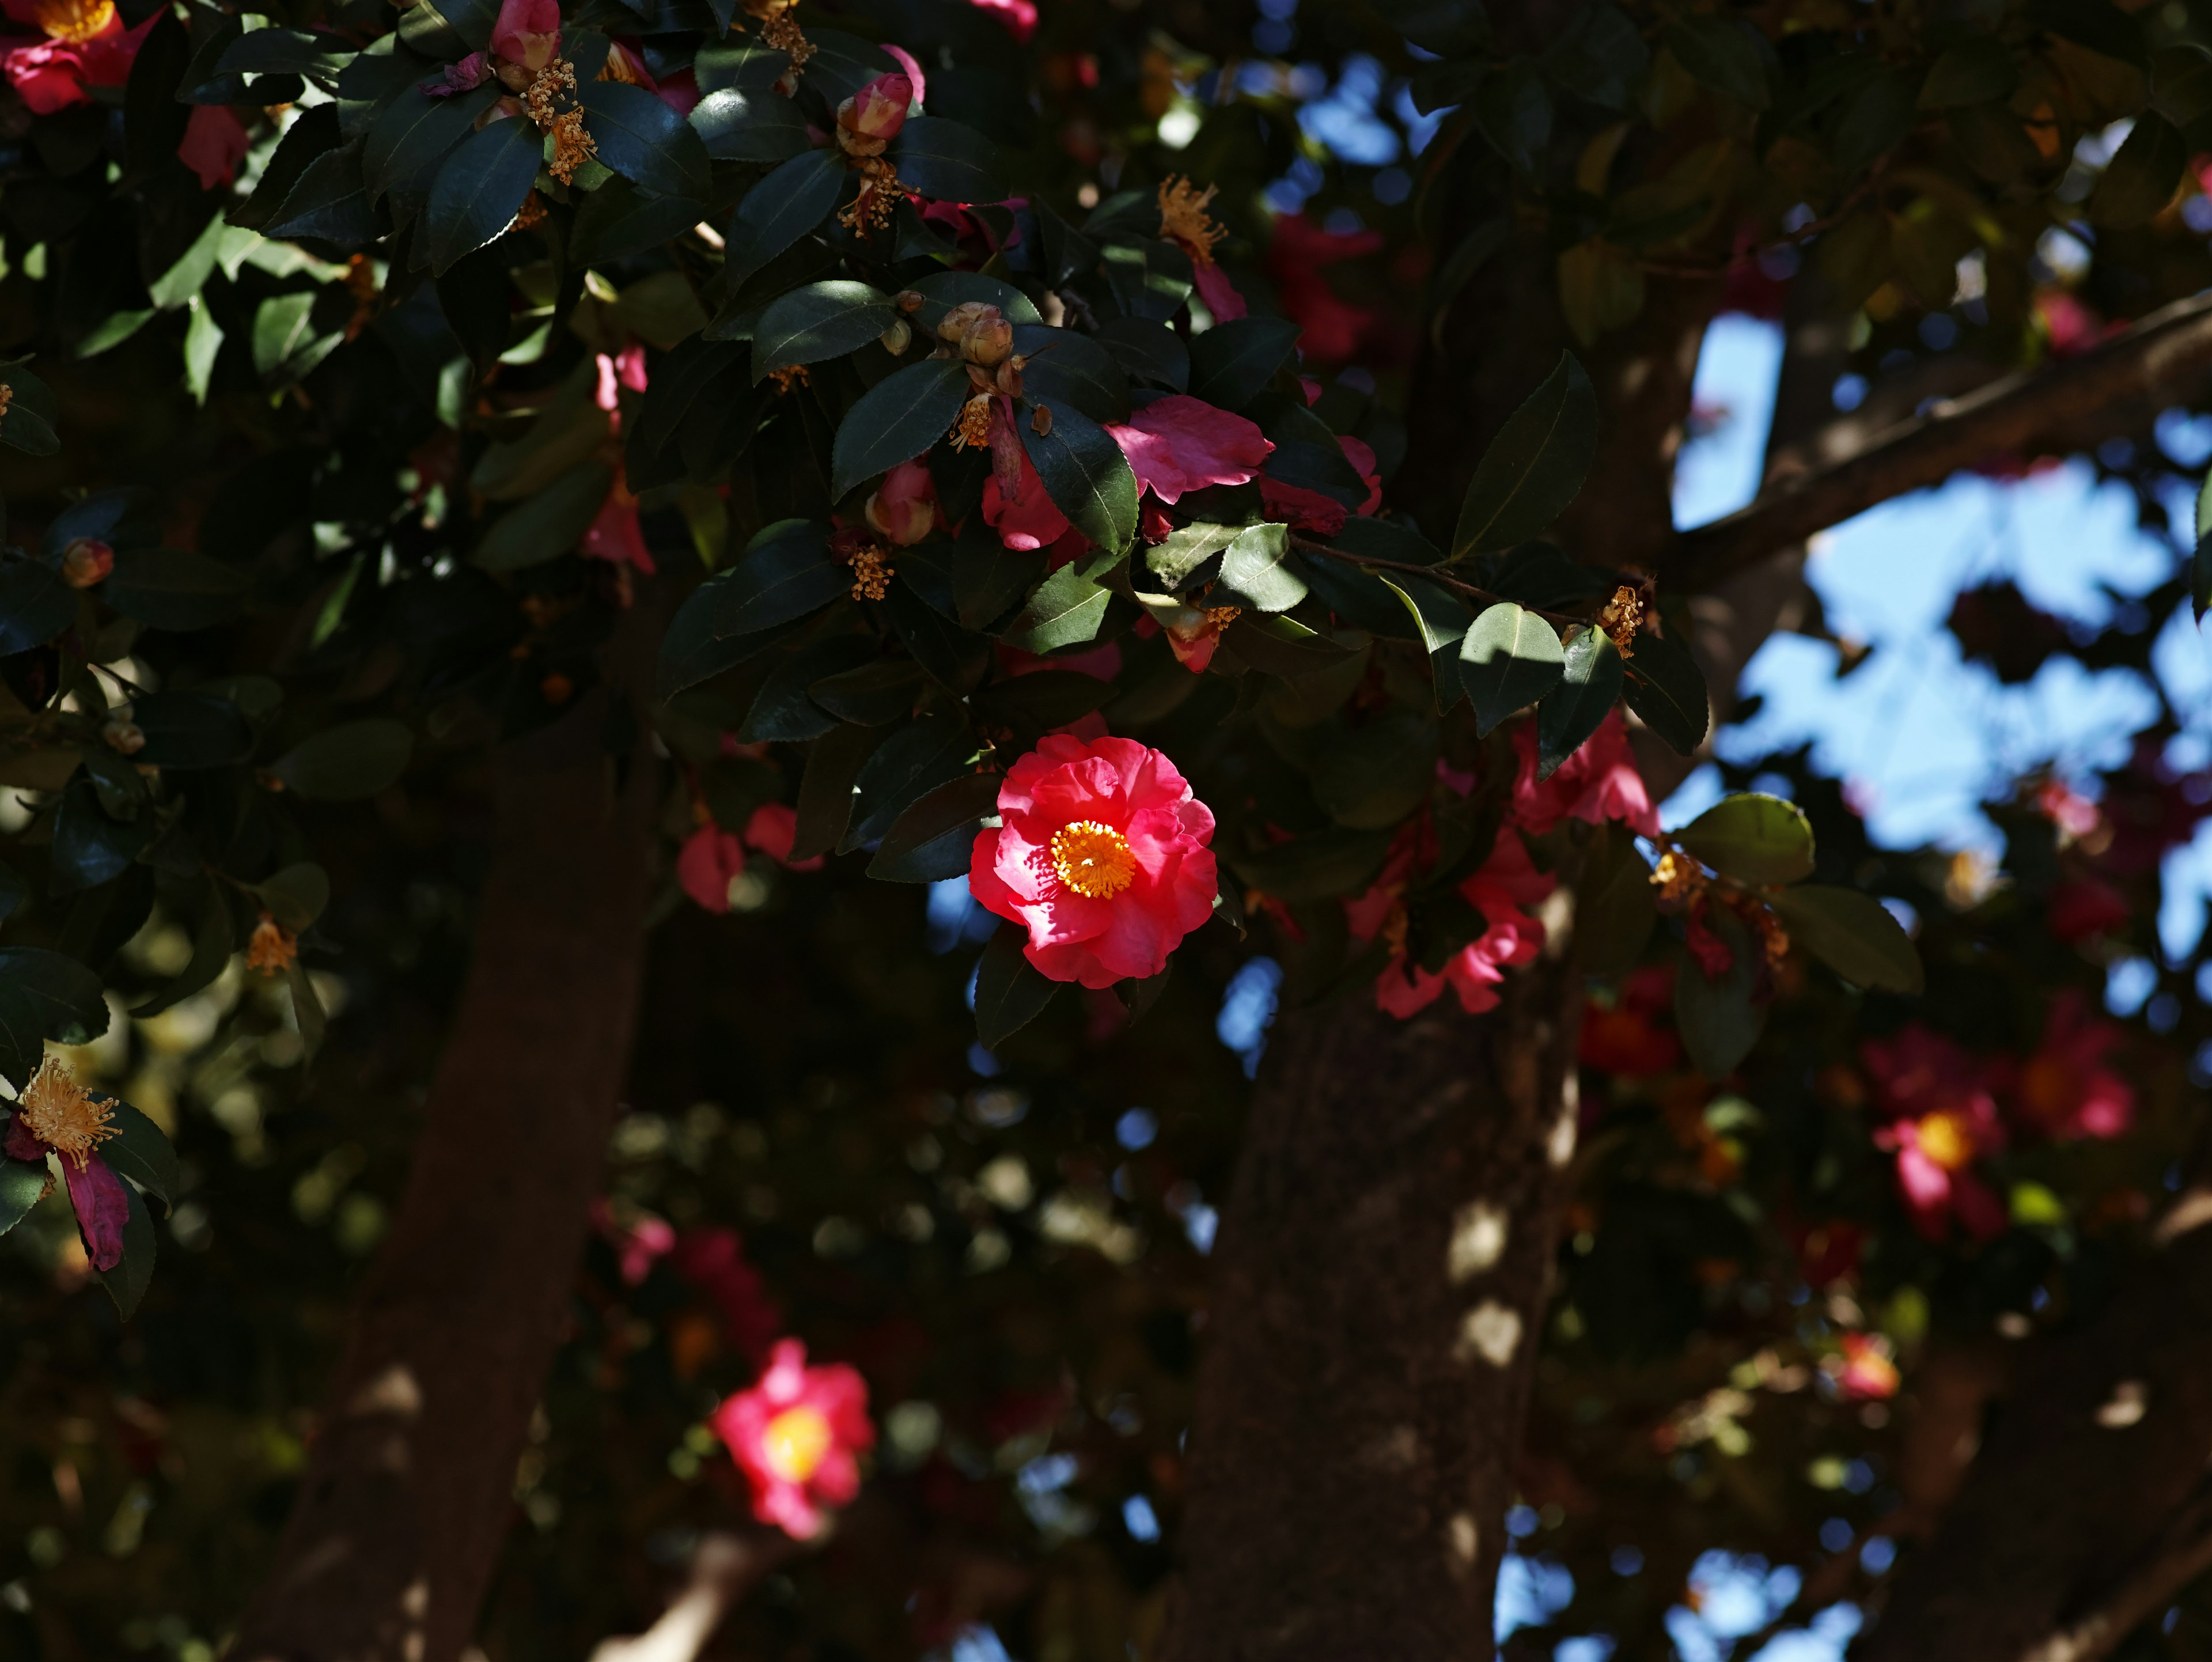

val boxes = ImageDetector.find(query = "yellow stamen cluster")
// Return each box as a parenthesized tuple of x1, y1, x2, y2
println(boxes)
(17, 1057, 114, 1171)
(1158, 176, 1228, 266)
(1755, 907, 1789, 971)
(1597, 585, 1644, 658)
(836, 159, 907, 236)
(247, 913, 298, 975)
(1914, 1110, 1976, 1172)
(761, 1404, 833, 1482)
(1051, 820, 1137, 899)
(950, 392, 993, 450)
(32, 0, 113, 44)
(769, 364, 810, 395)
(1203, 605, 1243, 628)
(845, 543, 892, 601)
(514, 190, 547, 231)
(756, 5, 815, 72)
(1651, 848, 1705, 902)
(524, 61, 597, 185)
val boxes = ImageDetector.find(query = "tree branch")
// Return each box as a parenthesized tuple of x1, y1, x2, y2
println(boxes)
(1668, 289, 2212, 595)
(2017, 1494, 2212, 1662)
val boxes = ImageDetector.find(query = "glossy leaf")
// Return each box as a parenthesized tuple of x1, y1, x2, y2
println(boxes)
(422, 114, 540, 275)
(1677, 793, 1815, 886)
(974, 925, 1059, 1048)
(1215, 524, 1306, 612)
(1453, 352, 1596, 558)
(889, 116, 1008, 205)
(868, 771, 1002, 883)
(752, 281, 896, 382)
(660, 521, 849, 698)
(1187, 316, 1301, 412)
(579, 78, 711, 200)
(1771, 885, 1925, 993)
(1002, 560, 1113, 653)
(1665, 14, 1772, 108)
(1622, 627, 1709, 756)
(1536, 626, 1624, 780)
(690, 86, 811, 161)
(1021, 406, 1138, 554)
(1460, 602, 1565, 737)
(830, 358, 969, 499)
(1674, 907, 1766, 1078)
(724, 149, 844, 287)
(272, 719, 413, 800)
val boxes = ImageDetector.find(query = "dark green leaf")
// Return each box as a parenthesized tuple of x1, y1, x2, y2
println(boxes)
(1187, 316, 1302, 412)
(1674, 906, 1766, 1077)
(217, 26, 351, 82)
(472, 462, 613, 573)
(1536, 626, 1624, 780)
(843, 715, 976, 851)
(738, 637, 876, 743)
(132, 883, 234, 1019)
(0, 1159, 45, 1235)
(0, 947, 109, 1083)
(1002, 560, 1113, 653)
(1453, 351, 1596, 558)
(868, 771, 1001, 882)
(660, 520, 848, 698)
(1100, 238, 1194, 322)
(1622, 627, 1709, 755)
(1919, 32, 2018, 107)
(132, 692, 255, 768)
(791, 722, 880, 860)
(1541, 5, 1647, 107)
(1473, 58, 1551, 174)
(829, 358, 969, 499)
(271, 719, 413, 800)
(267, 145, 376, 243)
(579, 78, 712, 200)
(101, 1100, 177, 1213)
(889, 116, 1008, 206)
(0, 559, 74, 654)
(1677, 793, 1815, 886)
(50, 779, 147, 895)
(1374, 572, 1472, 711)
(1230, 826, 1393, 902)
(1309, 711, 1439, 830)
(363, 80, 498, 202)
(884, 580, 991, 691)
(1830, 67, 1916, 171)
(690, 86, 811, 161)
(810, 659, 926, 726)
(752, 281, 895, 381)
(1460, 602, 1565, 736)
(724, 149, 845, 287)
(1221, 612, 1355, 676)
(1021, 407, 1138, 553)
(1771, 885, 1924, 993)
(1011, 325, 1130, 423)
(2090, 110, 2186, 229)
(1096, 318, 1188, 390)
(1665, 14, 1773, 108)
(287, 956, 327, 1064)
(971, 671, 1113, 737)
(423, 114, 541, 275)
(1215, 523, 1306, 612)
(1577, 822, 1656, 975)
(255, 863, 331, 932)
(0, 358, 59, 455)
(975, 925, 1059, 1048)
(899, 529, 1036, 631)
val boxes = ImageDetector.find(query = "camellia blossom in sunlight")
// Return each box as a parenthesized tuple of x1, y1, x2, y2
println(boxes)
(1104, 396, 1274, 504)
(5, 1058, 128, 1271)
(1511, 710, 1661, 838)
(1, 0, 153, 113)
(710, 1338, 874, 1539)
(968, 735, 1218, 987)
(2002, 991, 2134, 1141)
(1361, 826, 1555, 1018)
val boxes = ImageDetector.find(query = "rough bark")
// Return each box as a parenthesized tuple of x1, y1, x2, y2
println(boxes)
(1856, 1194, 2212, 1662)
(1160, 952, 1585, 1661)
(230, 619, 664, 1662)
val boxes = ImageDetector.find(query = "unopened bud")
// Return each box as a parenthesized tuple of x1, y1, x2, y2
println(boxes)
(880, 318, 911, 354)
(101, 720, 144, 755)
(937, 300, 994, 343)
(896, 289, 926, 313)
(60, 537, 112, 588)
(960, 314, 1013, 368)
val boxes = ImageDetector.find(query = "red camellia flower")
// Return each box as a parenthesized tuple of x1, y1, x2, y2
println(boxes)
(1876, 1106, 2008, 1242)
(2001, 990, 2134, 1141)
(5, 1058, 129, 1271)
(1512, 710, 1661, 838)
(1104, 396, 1274, 505)
(1346, 819, 1554, 1019)
(710, 1338, 874, 1539)
(969, 735, 1218, 987)
(980, 447, 1069, 551)
(1, 0, 155, 114)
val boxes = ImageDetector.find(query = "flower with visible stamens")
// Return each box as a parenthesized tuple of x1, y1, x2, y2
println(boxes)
(5, 1058, 131, 1272)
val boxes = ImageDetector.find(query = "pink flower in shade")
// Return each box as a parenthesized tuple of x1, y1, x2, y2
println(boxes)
(1876, 1108, 2009, 1243)
(4, 1059, 130, 1273)
(982, 446, 1070, 551)
(679, 824, 746, 912)
(1105, 396, 1274, 504)
(969, 735, 1219, 987)
(1256, 436, 1381, 535)
(711, 1338, 874, 1539)
(1340, 434, 1382, 514)
(1510, 710, 1660, 838)
(1265, 213, 1383, 364)
(965, 0, 1036, 42)
(865, 458, 940, 546)
(580, 480, 655, 574)
(651, 64, 699, 116)
(1347, 819, 1554, 1019)
(1832, 1332, 1900, 1401)
(672, 1227, 782, 1360)
(2000, 991, 2135, 1142)
(1579, 964, 1681, 1076)
(590, 1199, 677, 1284)
(1859, 1023, 1993, 1123)
(179, 104, 251, 191)
(837, 70, 912, 145)
(2046, 873, 2130, 943)
(1193, 261, 1248, 323)
(1, 0, 155, 114)
(490, 0, 559, 73)
(594, 344, 648, 422)
(745, 802, 823, 873)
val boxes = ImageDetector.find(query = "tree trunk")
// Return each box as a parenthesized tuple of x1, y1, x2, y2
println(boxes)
(1160, 952, 1584, 1661)
(231, 632, 662, 1662)
(1856, 1197, 2212, 1662)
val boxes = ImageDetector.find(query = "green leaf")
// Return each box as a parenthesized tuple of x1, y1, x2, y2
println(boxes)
(579, 78, 711, 200)
(1453, 352, 1596, 558)
(51, 778, 147, 894)
(1536, 626, 1624, 779)
(132, 883, 234, 1019)
(1677, 793, 1815, 886)
(1145, 521, 1240, 591)
(1577, 821, 1656, 976)
(1002, 560, 1113, 653)
(96, 1182, 157, 1320)
(287, 956, 328, 1064)
(971, 671, 1113, 739)
(974, 925, 1060, 1048)
(423, 113, 541, 276)
(0, 1159, 46, 1236)
(364, 80, 498, 201)
(1011, 325, 1130, 423)
(2090, 109, 2186, 229)
(810, 659, 926, 726)
(1100, 238, 1194, 323)
(829, 358, 969, 499)
(690, 86, 810, 161)
(868, 771, 1001, 882)
(472, 461, 613, 572)
(900, 529, 1037, 631)
(1665, 14, 1774, 109)
(1622, 627, 1709, 755)
(101, 1100, 178, 1213)
(1460, 602, 1565, 736)
(752, 281, 896, 382)
(1021, 407, 1139, 553)
(266, 145, 376, 243)
(1215, 524, 1306, 612)
(660, 521, 849, 699)
(1472, 58, 1551, 174)
(1919, 32, 2018, 108)
(1097, 317, 1188, 390)
(1309, 711, 1439, 830)
(1374, 571, 1472, 711)
(1830, 68, 1916, 172)
(1230, 826, 1393, 902)
(251, 292, 340, 383)
(1674, 906, 1766, 1078)
(884, 580, 991, 691)
(1187, 316, 1302, 412)
(725, 149, 845, 287)
(0, 559, 74, 655)
(791, 722, 880, 860)
(843, 715, 976, 851)
(271, 719, 414, 800)
(1771, 885, 1924, 993)
(903, 272, 1044, 328)
(740, 637, 876, 743)
(889, 116, 1008, 205)
(0, 946, 109, 1086)
(255, 862, 332, 932)
(132, 692, 255, 768)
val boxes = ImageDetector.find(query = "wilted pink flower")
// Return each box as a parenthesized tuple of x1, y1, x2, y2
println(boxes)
(1369, 828, 1554, 1018)
(865, 458, 940, 546)
(180, 104, 251, 191)
(594, 344, 647, 419)
(1104, 396, 1274, 505)
(490, 0, 559, 74)
(581, 473, 654, 574)
(710, 1338, 874, 1539)
(427, 50, 491, 94)
(969, 734, 1218, 987)
(1510, 710, 1660, 838)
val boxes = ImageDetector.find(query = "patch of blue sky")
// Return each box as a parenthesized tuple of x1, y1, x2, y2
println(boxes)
(1298, 54, 1401, 167)
(1497, 1553, 1575, 1640)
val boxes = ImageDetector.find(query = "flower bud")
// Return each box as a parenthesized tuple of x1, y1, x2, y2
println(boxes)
(937, 300, 995, 344)
(896, 290, 925, 313)
(863, 459, 940, 547)
(835, 71, 911, 149)
(59, 537, 112, 588)
(490, 0, 560, 74)
(880, 318, 911, 354)
(960, 313, 1013, 368)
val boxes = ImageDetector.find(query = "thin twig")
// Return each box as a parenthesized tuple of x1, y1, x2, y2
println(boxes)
(1289, 535, 1592, 627)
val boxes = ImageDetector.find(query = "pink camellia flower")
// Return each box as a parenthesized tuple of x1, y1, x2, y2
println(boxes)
(1875, 1106, 2008, 1243)
(678, 823, 746, 912)
(1510, 710, 1660, 838)
(2002, 990, 2134, 1141)
(179, 104, 252, 191)
(982, 447, 1071, 551)
(966, 0, 1035, 41)
(837, 70, 912, 147)
(1832, 1332, 1900, 1401)
(1257, 437, 1381, 536)
(865, 458, 940, 546)
(745, 801, 823, 873)
(590, 1198, 677, 1285)
(710, 1338, 874, 1540)
(1, 0, 156, 113)
(1104, 396, 1274, 505)
(594, 344, 647, 421)
(1358, 827, 1555, 1019)
(58, 537, 112, 588)
(969, 734, 1218, 987)
(673, 1226, 782, 1360)
(1193, 262, 1247, 325)
(5, 1058, 130, 1272)
(490, 0, 559, 74)
(581, 476, 655, 574)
